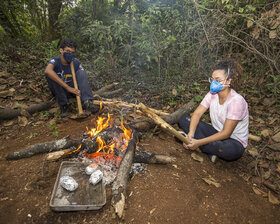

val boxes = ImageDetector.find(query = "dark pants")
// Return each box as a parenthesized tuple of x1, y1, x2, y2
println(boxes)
(46, 69, 94, 106)
(178, 114, 245, 161)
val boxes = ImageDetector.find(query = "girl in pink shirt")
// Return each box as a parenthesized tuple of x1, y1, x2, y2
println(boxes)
(178, 61, 249, 162)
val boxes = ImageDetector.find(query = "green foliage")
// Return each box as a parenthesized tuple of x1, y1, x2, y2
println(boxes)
(50, 123, 59, 138)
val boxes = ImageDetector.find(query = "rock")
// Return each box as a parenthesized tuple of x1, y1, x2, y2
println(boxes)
(272, 132, 280, 142)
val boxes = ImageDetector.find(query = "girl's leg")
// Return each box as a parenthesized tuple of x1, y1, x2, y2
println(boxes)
(178, 114, 245, 161)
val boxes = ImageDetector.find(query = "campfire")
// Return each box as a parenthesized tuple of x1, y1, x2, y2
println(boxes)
(71, 109, 137, 186)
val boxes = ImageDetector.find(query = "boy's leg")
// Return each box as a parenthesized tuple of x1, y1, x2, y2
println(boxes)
(75, 70, 94, 102)
(46, 76, 69, 106)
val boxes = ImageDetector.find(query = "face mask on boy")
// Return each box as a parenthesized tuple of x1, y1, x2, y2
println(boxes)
(63, 52, 74, 64)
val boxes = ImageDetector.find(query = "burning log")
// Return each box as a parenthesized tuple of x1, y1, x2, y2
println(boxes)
(138, 103, 192, 146)
(111, 131, 138, 219)
(6, 136, 80, 160)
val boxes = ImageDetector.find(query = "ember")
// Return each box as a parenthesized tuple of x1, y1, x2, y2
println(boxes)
(71, 109, 136, 185)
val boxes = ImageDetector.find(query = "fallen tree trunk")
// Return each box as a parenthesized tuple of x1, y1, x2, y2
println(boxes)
(0, 101, 54, 121)
(131, 101, 197, 132)
(111, 131, 138, 219)
(6, 136, 80, 160)
(139, 103, 192, 146)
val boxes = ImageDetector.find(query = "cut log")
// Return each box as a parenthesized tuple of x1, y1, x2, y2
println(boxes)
(93, 99, 169, 116)
(46, 148, 73, 160)
(111, 131, 138, 219)
(94, 88, 123, 98)
(92, 82, 119, 95)
(138, 103, 192, 146)
(131, 102, 197, 131)
(0, 101, 54, 121)
(6, 136, 80, 160)
(134, 151, 175, 164)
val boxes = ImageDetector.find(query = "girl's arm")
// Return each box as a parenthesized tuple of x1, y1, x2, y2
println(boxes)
(188, 104, 208, 138)
(186, 119, 239, 150)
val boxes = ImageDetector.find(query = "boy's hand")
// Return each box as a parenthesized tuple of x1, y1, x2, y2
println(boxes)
(66, 86, 80, 96)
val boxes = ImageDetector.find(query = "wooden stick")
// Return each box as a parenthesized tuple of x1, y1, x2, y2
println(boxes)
(70, 61, 83, 115)
(130, 102, 197, 132)
(139, 103, 191, 145)
(93, 99, 169, 116)
(134, 151, 176, 164)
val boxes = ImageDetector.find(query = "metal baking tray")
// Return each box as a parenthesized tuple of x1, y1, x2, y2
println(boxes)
(50, 161, 106, 211)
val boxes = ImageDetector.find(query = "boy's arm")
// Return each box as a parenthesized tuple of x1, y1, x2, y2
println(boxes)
(44, 64, 80, 96)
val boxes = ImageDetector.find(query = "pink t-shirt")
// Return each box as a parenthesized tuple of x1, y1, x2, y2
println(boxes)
(200, 89, 249, 148)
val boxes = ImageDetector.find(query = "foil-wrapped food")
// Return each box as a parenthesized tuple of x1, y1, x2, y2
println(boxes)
(59, 176, 78, 191)
(85, 163, 99, 175)
(89, 170, 103, 185)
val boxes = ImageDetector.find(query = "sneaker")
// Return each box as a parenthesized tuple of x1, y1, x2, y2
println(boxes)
(209, 155, 217, 163)
(60, 104, 70, 117)
(82, 100, 100, 114)
(174, 131, 187, 143)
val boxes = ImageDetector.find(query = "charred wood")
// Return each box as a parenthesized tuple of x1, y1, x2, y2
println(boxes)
(134, 151, 175, 164)
(6, 136, 80, 160)
(111, 131, 138, 219)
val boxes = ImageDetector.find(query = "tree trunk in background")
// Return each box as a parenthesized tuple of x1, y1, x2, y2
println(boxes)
(47, 0, 63, 40)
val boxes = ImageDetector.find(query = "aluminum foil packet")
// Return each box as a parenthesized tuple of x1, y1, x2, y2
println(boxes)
(89, 170, 103, 185)
(59, 176, 78, 191)
(85, 163, 99, 175)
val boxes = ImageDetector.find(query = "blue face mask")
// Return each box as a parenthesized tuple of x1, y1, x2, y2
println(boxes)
(210, 80, 224, 93)
(63, 52, 74, 64)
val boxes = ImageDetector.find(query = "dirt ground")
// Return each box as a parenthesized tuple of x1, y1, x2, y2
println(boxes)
(0, 114, 279, 224)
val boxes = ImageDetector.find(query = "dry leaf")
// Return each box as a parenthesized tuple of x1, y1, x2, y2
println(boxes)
(172, 164, 178, 169)
(191, 153, 203, 163)
(18, 116, 28, 127)
(268, 191, 280, 205)
(0, 85, 7, 90)
(202, 176, 221, 188)
(252, 187, 262, 195)
(272, 132, 280, 142)
(150, 208, 156, 214)
(269, 30, 277, 39)
(20, 109, 31, 117)
(263, 170, 271, 180)
(9, 88, 15, 92)
(14, 95, 26, 101)
(251, 27, 260, 39)
(261, 129, 271, 137)
(3, 120, 14, 127)
(172, 89, 177, 96)
(247, 20, 254, 28)
(247, 147, 259, 157)
(0, 90, 14, 98)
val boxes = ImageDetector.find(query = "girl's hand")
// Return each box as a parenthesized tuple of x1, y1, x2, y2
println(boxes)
(183, 138, 201, 150)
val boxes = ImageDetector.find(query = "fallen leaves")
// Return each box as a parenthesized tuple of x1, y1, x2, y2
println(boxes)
(191, 152, 203, 163)
(202, 176, 221, 188)
(268, 191, 280, 205)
